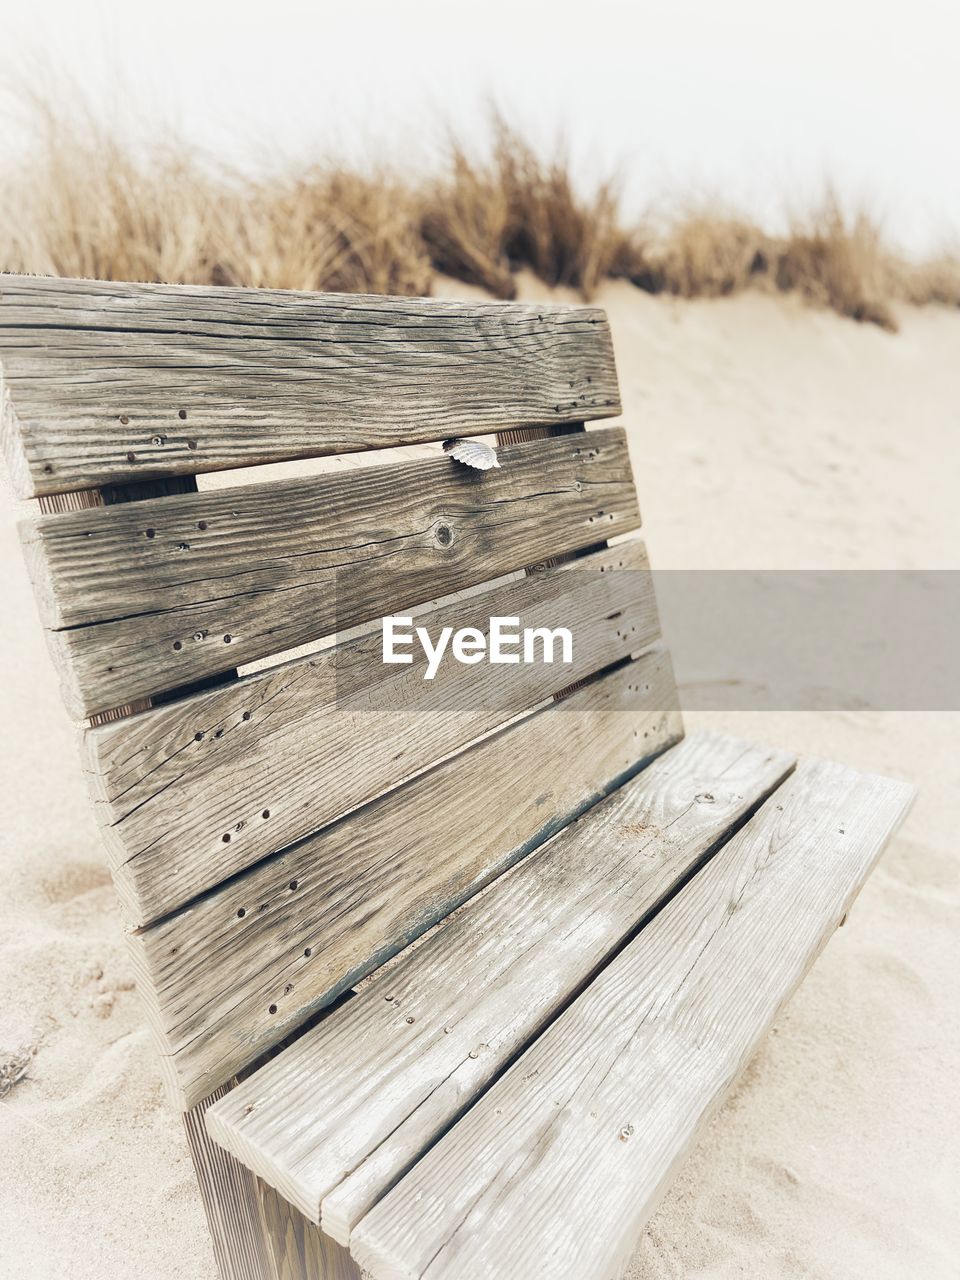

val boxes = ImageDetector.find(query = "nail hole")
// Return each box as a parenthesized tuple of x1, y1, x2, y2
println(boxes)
(172, 640, 182, 651)
(43, 464, 53, 474)
(178, 409, 187, 420)
(405, 1016, 415, 1024)
(268, 1004, 278, 1015)
(236, 908, 246, 919)
(197, 520, 207, 531)
(145, 528, 155, 539)
(187, 439, 198, 450)
(126, 451, 136, 463)
(119, 415, 129, 425)
(223, 634, 232, 644)
(261, 809, 270, 820)
(288, 879, 298, 891)
(303, 947, 312, 958)
(194, 731, 204, 742)
(242, 711, 251, 721)
(222, 832, 231, 843)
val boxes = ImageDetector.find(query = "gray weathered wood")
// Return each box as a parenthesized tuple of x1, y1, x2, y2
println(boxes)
(127, 650, 682, 1109)
(85, 537, 659, 926)
(256, 1179, 363, 1280)
(184, 1085, 276, 1280)
(186, 1082, 361, 1280)
(350, 759, 914, 1280)
(23, 426, 637, 716)
(206, 732, 795, 1240)
(0, 275, 621, 498)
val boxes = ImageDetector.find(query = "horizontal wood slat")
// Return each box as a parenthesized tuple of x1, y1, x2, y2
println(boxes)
(23, 426, 638, 717)
(0, 275, 621, 498)
(349, 759, 914, 1280)
(85, 537, 659, 926)
(205, 733, 795, 1238)
(129, 651, 682, 1109)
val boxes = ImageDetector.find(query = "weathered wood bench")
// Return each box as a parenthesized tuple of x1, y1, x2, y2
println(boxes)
(2, 274, 913, 1280)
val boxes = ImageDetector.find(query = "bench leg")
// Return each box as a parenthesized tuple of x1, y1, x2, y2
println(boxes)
(256, 1180, 362, 1280)
(185, 1085, 361, 1280)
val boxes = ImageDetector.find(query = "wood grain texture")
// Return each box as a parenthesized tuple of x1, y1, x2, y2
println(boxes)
(36, 476, 208, 715)
(184, 1085, 275, 1280)
(351, 758, 914, 1280)
(256, 1182, 363, 1280)
(128, 650, 682, 1108)
(23, 426, 637, 716)
(206, 733, 795, 1241)
(495, 421, 600, 701)
(186, 1083, 361, 1280)
(0, 275, 621, 498)
(84, 537, 659, 926)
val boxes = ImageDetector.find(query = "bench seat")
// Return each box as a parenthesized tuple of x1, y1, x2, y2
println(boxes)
(207, 733, 912, 1280)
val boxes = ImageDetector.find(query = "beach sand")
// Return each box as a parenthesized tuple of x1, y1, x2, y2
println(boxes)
(1, 280, 957, 1278)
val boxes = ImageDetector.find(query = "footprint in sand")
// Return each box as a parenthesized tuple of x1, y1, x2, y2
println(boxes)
(40, 860, 111, 905)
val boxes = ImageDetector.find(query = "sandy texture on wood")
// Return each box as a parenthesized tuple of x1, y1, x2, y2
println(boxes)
(0, 280, 957, 1279)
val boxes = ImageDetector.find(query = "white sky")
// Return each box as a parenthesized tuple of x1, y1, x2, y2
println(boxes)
(4, 0, 958, 253)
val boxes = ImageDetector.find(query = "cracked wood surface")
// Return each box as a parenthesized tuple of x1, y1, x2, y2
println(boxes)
(350, 758, 913, 1280)
(22, 426, 637, 716)
(128, 651, 682, 1109)
(206, 732, 795, 1243)
(85, 537, 659, 926)
(0, 275, 620, 499)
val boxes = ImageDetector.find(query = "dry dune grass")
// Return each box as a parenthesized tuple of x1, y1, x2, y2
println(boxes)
(414, 119, 631, 300)
(774, 200, 897, 329)
(1, 97, 957, 330)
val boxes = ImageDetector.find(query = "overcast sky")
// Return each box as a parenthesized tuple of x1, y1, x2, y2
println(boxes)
(4, 0, 957, 253)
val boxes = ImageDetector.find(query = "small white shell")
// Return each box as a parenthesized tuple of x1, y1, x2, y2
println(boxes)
(442, 438, 501, 471)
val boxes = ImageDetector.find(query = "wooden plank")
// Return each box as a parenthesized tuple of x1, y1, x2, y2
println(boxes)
(23, 426, 638, 716)
(128, 650, 682, 1109)
(495, 421, 600, 702)
(186, 1084, 361, 1280)
(85, 537, 659, 926)
(350, 759, 914, 1280)
(256, 1180, 364, 1280)
(36, 476, 214, 716)
(184, 1085, 275, 1280)
(0, 275, 621, 499)
(205, 732, 796, 1240)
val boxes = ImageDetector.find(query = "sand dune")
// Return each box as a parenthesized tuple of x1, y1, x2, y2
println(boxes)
(1, 280, 957, 1278)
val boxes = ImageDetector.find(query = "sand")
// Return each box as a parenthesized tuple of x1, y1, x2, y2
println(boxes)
(1, 280, 957, 1279)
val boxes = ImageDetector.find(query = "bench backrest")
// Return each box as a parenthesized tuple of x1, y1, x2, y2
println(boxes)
(1, 274, 682, 1109)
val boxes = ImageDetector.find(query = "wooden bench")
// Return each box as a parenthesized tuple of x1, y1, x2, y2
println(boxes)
(1, 274, 913, 1280)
